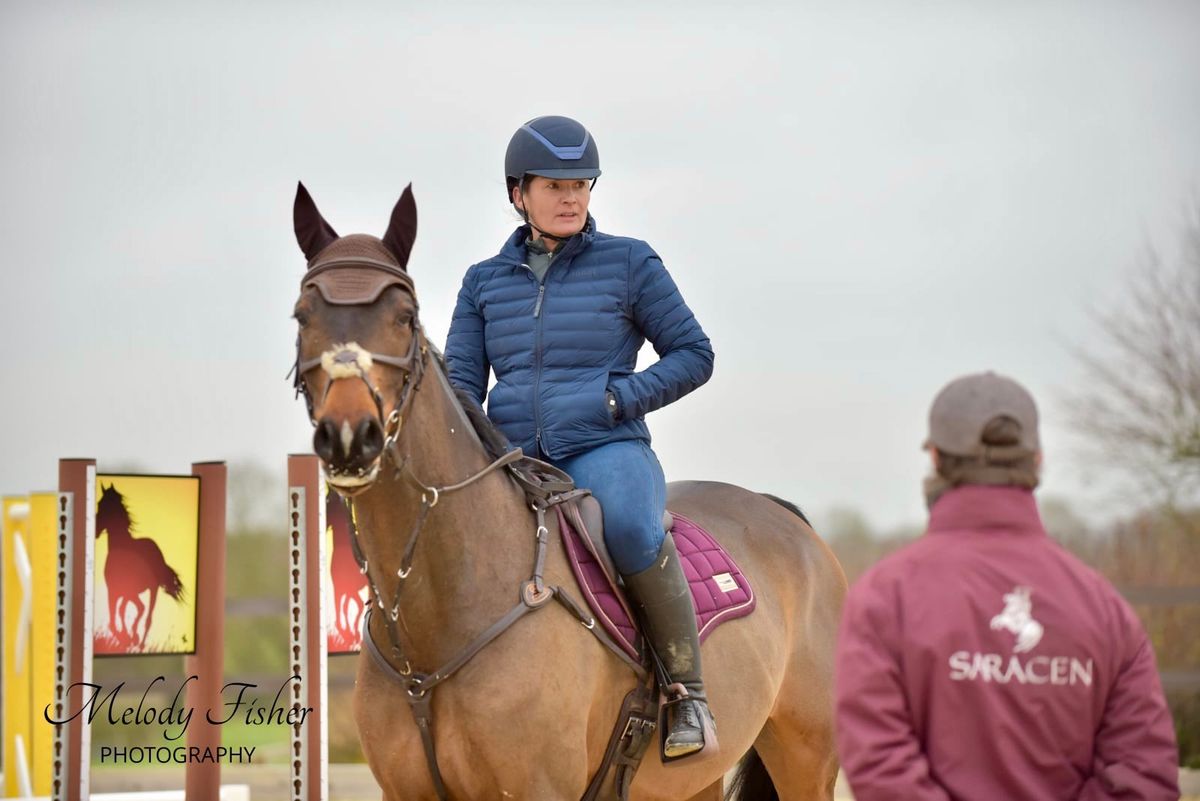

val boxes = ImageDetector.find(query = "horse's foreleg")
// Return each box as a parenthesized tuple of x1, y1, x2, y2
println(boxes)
(338, 594, 349, 635)
(127, 595, 146, 651)
(143, 587, 159, 647)
(108, 593, 121, 639)
(351, 597, 365, 641)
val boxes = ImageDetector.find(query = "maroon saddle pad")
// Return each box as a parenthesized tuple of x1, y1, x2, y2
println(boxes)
(557, 507, 756, 662)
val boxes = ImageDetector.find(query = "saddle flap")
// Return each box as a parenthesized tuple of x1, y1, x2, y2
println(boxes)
(575, 500, 670, 570)
(574, 497, 610, 568)
(565, 499, 638, 629)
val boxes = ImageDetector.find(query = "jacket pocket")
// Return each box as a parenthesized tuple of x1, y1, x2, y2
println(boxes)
(558, 375, 616, 438)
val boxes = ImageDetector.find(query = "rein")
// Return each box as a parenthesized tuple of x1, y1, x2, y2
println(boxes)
(348, 364, 633, 801)
(356, 443, 526, 669)
(354, 417, 628, 800)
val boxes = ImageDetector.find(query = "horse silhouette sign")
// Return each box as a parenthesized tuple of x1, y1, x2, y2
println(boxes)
(94, 474, 199, 655)
(326, 492, 365, 654)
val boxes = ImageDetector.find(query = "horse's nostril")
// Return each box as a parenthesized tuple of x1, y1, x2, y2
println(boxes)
(314, 420, 337, 463)
(358, 417, 383, 462)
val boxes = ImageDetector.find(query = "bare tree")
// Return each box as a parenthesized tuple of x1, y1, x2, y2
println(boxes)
(1070, 204, 1200, 506)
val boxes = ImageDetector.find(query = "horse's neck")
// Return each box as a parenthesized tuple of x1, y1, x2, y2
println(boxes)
(356, 369, 534, 667)
(102, 521, 132, 546)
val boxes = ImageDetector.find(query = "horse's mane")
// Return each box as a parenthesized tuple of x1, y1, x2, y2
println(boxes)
(451, 386, 511, 462)
(96, 486, 132, 536)
(429, 346, 512, 462)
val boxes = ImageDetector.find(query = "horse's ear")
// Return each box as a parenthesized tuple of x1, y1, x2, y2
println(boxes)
(294, 182, 339, 262)
(381, 183, 417, 270)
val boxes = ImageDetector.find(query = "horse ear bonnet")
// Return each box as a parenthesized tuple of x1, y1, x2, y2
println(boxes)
(296, 183, 418, 306)
(301, 235, 414, 306)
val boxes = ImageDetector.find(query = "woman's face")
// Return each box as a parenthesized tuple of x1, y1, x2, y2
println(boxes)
(513, 176, 591, 241)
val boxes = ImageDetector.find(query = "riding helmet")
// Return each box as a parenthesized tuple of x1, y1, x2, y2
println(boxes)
(504, 116, 601, 199)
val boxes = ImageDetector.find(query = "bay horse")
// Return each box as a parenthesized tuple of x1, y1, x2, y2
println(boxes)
(95, 484, 186, 649)
(289, 183, 847, 800)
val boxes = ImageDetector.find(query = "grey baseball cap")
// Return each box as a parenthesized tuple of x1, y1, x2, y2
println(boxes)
(924, 371, 1040, 457)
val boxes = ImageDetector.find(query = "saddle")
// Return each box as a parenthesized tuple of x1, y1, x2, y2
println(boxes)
(507, 455, 756, 662)
(560, 497, 756, 662)
(505, 454, 755, 801)
(571, 495, 673, 600)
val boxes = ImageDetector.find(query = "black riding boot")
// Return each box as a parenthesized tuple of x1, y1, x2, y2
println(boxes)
(622, 535, 718, 761)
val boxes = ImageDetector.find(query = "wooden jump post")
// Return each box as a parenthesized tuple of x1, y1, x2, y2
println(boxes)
(288, 454, 328, 801)
(38, 459, 227, 800)
(185, 461, 227, 801)
(56, 458, 96, 801)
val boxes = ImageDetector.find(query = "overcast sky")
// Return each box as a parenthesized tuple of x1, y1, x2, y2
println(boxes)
(2, 1, 1198, 534)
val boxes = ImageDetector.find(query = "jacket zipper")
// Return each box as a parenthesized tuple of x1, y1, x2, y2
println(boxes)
(522, 264, 548, 457)
(524, 241, 574, 459)
(534, 281, 545, 455)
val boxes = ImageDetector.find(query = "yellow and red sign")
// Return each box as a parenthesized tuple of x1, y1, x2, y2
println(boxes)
(3, 494, 56, 797)
(326, 491, 366, 654)
(93, 475, 199, 655)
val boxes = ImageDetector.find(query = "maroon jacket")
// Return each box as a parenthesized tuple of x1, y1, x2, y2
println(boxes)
(834, 485, 1179, 801)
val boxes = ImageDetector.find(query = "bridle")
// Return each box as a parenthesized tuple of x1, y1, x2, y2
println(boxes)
(289, 255, 538, 673)
(292, 323, 427, 463)
(289, 255, 641, 801)
(291, 257, 429, 468)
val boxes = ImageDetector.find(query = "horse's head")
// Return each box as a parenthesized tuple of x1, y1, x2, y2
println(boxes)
(291, 182, 424, 495)
(1001, 586, 1033, 618)
(95, 483, 130, 536)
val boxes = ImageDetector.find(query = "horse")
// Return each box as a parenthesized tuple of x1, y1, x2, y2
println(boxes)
(95, 484, 186, 649)
(289, 182, 847, 800)
(328, 493, 368, 648)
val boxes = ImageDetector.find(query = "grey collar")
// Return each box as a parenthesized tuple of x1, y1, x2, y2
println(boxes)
(525, 235, 554, 256)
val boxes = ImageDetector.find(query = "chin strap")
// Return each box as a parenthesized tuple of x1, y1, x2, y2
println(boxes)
(516, 178, 597, 244)
(518, 205, 572, 244)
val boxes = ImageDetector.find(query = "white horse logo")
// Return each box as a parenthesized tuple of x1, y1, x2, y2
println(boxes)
(989, 585, 1044, 653)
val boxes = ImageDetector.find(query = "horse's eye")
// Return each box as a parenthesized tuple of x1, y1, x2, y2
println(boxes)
(396, 313, 412, 327)
(295, 312, 309, 328)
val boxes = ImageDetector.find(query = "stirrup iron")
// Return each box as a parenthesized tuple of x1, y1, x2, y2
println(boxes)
(658, 683, 710, 763)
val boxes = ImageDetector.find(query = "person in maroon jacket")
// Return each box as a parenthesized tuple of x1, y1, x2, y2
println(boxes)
(834, 371, 1180, 801)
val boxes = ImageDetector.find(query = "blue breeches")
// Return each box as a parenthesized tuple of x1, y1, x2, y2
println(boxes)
(550, 440, 667, 575)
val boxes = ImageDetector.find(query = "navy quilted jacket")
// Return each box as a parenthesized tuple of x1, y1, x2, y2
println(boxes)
(445, 217, 714, 460)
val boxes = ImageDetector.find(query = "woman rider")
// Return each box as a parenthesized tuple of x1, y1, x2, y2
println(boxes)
(444, 115, 717, 759)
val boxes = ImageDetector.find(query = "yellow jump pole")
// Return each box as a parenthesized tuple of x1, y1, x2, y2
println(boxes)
(3, 496, 33, 797)
(28, 492, 58, 796)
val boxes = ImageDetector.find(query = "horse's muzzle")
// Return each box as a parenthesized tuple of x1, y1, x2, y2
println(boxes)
(314, 415, 385, 493)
